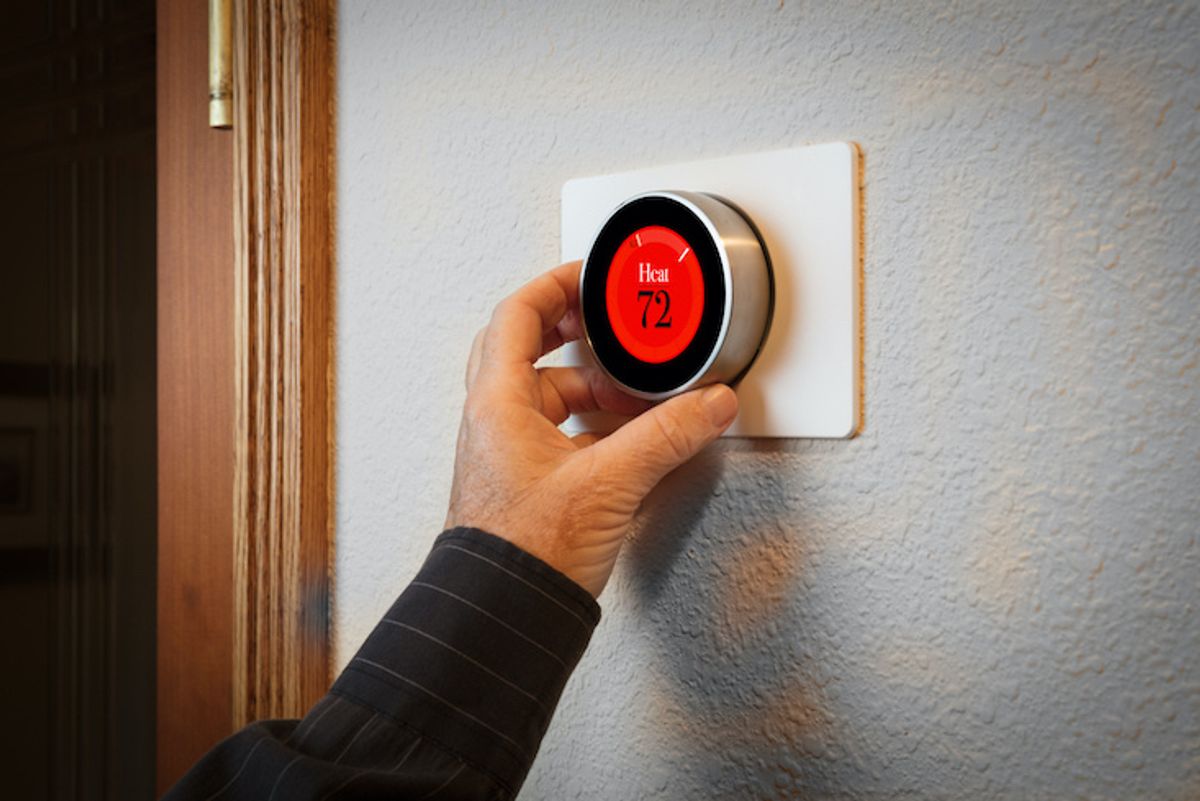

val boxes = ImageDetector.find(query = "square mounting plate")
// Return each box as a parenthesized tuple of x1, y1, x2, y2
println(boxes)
(557, 142, 861, 439)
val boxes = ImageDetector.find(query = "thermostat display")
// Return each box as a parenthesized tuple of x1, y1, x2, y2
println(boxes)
(580, 191, 773, 399)
(605, 225, 705, 364)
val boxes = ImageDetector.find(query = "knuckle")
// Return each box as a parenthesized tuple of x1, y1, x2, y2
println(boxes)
(491, 295, 514, 317)
(465, 328, 486, 385)
(651, 408, 694, 463)
(579, 454, 617, 491)
(492, 296, 521, 324)
(484, 302, 511, 339)
(471, 326, 487, 354)
(462, 396, 492, 427)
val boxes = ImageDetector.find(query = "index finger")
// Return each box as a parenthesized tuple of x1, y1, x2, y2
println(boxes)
(482, 260, 582, 367)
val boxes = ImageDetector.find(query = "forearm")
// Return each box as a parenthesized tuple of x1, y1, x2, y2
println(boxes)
(163, 527, 599, 800)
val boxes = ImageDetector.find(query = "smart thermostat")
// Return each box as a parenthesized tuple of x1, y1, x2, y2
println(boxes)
(579, 191, 773, 399)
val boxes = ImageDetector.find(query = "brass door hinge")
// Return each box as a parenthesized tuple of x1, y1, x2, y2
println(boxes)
(209, 0, 232, 128)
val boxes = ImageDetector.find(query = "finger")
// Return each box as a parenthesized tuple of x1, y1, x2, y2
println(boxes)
(465, 326, 486, 390)
(570, 431, 605, 448)
(588, 384, 738, 496)
(538, 307, 584, 359)
(538, 366, 652, 425)
(482, 261, 581, 369)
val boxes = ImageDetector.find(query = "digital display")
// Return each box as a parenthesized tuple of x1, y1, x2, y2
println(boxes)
(604, 225, 705, 364)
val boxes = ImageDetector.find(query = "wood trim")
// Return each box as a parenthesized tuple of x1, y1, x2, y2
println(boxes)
(157, 0, 236, 790)
(231, 0, 335, 726)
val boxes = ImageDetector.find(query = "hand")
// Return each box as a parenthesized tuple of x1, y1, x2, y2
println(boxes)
(444, 260, 738, 598)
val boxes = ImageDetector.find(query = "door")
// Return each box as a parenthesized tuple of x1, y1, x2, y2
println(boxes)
(155, 0, 334, 792)
(0, 1, 157, 798)
(155, 0, 237, 792)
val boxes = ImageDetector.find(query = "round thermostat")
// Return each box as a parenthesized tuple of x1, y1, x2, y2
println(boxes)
(579, 191, 773, 400)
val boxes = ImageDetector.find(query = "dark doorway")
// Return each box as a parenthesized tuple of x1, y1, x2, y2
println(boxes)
(0, 1, 157, 798)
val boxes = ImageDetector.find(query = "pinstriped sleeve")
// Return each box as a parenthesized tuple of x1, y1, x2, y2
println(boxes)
(161, 527, 599, 801)
(333, 526, 600, 794)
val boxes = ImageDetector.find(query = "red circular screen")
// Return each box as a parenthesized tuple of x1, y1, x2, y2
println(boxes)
(604, 225, 705, 364)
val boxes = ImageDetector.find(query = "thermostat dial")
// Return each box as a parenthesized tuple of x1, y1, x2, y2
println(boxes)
(579, 191, 773, 400)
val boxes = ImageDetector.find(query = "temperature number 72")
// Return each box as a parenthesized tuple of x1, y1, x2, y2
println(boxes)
(637, 289, 672, 328)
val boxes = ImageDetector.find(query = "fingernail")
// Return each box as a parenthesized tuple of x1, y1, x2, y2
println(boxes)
(701, 384, 738, 427)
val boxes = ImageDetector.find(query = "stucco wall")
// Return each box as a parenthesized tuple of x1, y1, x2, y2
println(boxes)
(334, 2, 1200, 798)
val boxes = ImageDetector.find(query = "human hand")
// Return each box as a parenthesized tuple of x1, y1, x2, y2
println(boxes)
(444, 260, 738, 598)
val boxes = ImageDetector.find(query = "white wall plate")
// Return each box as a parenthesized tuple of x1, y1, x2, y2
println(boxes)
(558, 141, 861, 439)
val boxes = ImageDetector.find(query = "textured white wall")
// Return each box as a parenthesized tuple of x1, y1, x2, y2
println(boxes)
(334, 2, 1200, 798)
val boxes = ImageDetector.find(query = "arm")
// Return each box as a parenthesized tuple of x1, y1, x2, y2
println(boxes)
(163, 261, 737, 800)
(164, 527, 596, 800)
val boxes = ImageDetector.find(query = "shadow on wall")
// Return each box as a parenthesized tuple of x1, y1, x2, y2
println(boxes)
(621, 444, 841, 792)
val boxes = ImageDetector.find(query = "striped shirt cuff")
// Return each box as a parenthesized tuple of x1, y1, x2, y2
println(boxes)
(332, 527, 600, 794)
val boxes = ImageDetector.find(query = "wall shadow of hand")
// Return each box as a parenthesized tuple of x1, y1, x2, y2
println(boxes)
(615, 442, 843, 796)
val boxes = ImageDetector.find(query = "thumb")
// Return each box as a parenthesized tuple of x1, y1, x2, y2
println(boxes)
(589, 383, 738, 496)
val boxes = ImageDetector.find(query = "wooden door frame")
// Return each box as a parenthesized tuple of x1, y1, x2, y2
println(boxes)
(157, 0, 334, 791)
(231, 0, 335, 729)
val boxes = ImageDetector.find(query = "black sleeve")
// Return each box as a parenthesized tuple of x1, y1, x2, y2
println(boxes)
(162, 527, 600, 801)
